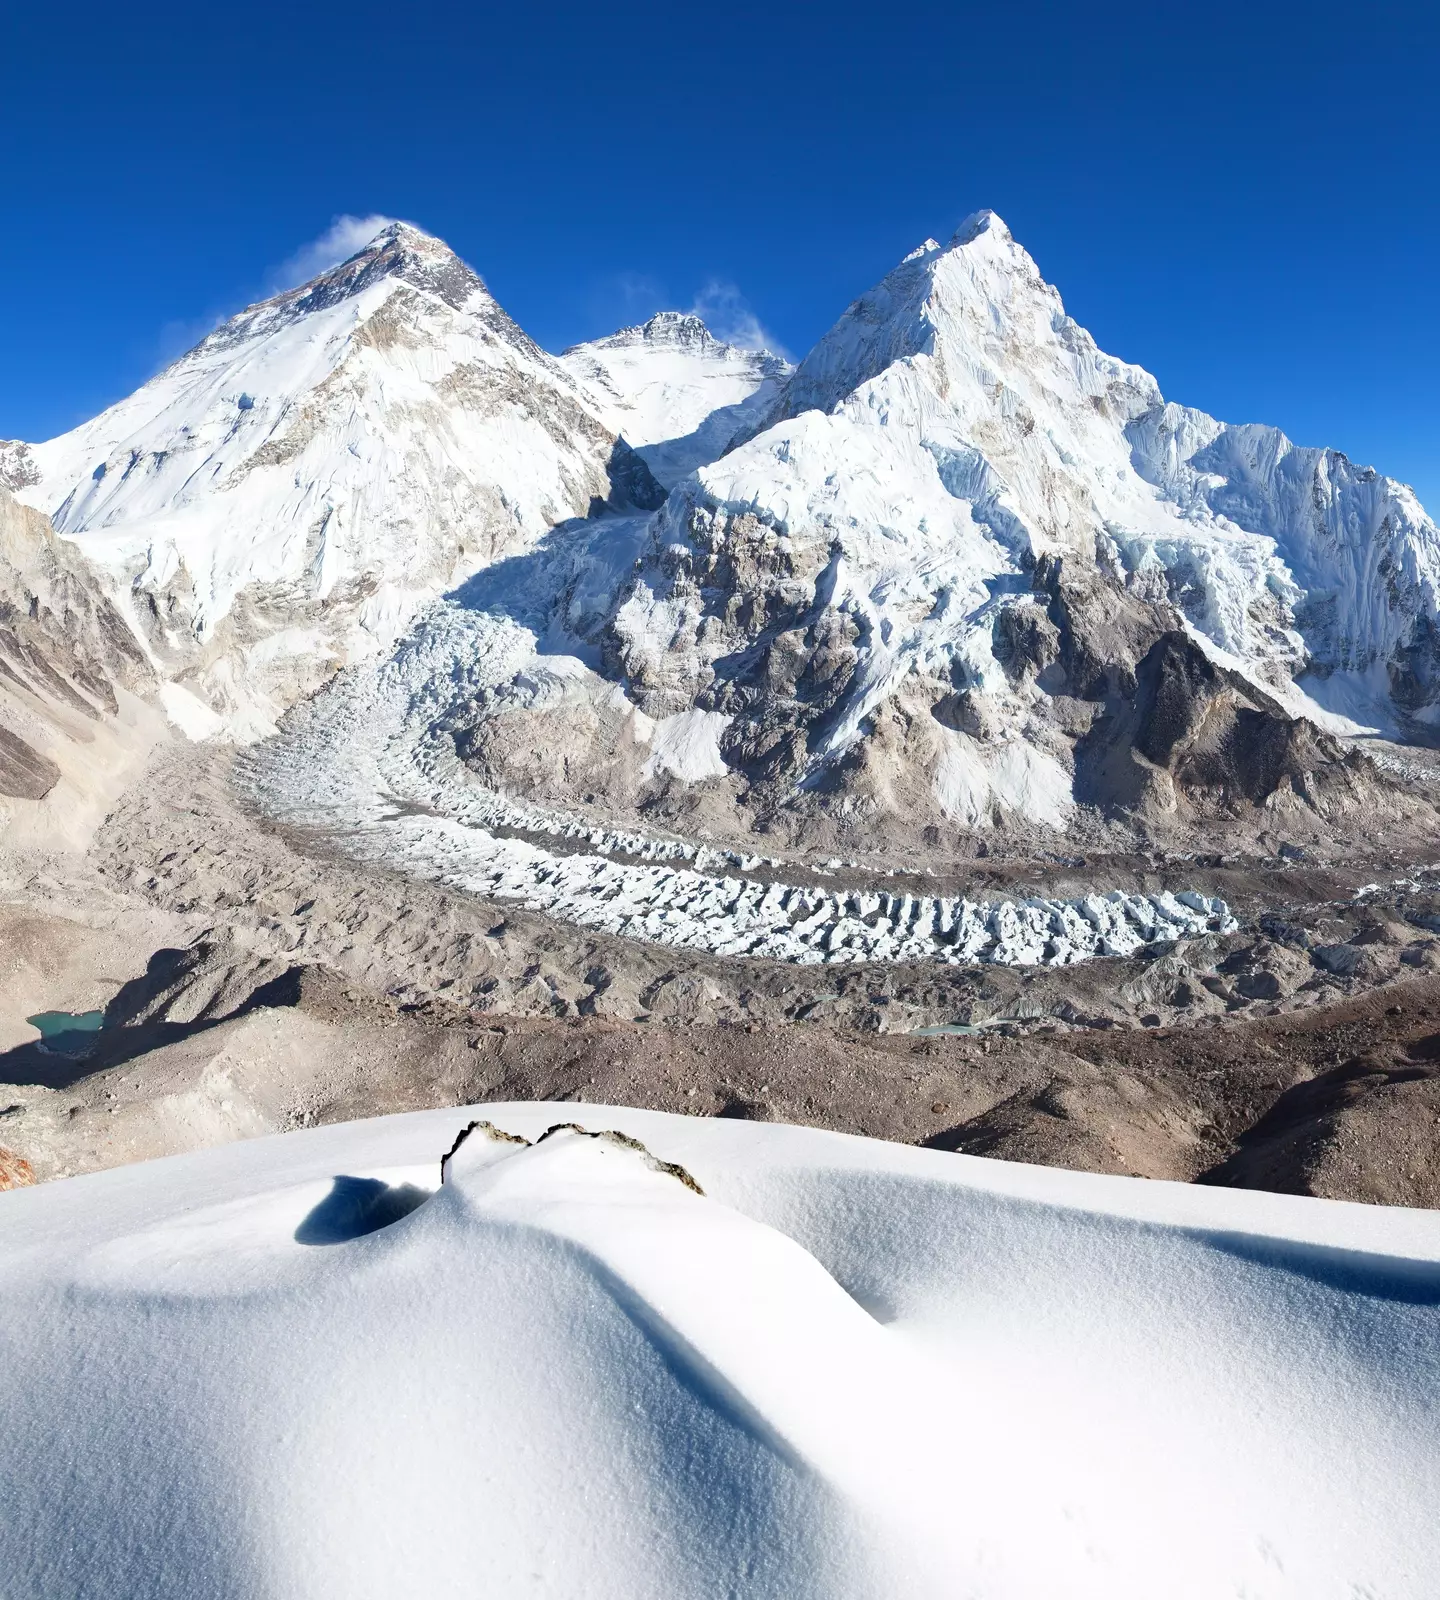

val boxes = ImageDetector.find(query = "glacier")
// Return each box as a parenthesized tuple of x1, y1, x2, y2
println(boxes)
(6, 212, 1439, 967)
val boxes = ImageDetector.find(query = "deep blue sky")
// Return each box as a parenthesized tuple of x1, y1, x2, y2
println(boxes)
(4, 0, 1438, 505)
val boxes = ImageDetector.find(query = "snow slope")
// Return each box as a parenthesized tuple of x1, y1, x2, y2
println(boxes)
(1, 1103, 1436, 1598)
(9, 224, 660, 735)
(560, 311, 791, 486)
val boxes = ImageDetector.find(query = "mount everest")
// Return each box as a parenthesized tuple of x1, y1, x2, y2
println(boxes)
(4, 211, 1439, 879)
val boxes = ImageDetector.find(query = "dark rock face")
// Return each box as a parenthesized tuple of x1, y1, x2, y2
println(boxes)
(0, 725, 61, 800)
(1076, 629, 1384, 823)
(1131, 633, 1222, 768)
(1389, 614, 1440, 715)
(601, 439, 667, 514)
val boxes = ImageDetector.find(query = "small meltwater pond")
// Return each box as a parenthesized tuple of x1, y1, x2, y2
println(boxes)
(26, 1011, 105, 1058)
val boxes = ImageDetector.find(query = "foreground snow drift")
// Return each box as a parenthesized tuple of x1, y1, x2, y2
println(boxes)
(1, 1105, 1436, 1598)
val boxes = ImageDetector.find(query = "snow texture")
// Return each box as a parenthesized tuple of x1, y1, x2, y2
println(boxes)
(14, 224, 644, 735)
(13, 209, 1440, 854)
(641, 707, 733, 782)
(610, 211, 1440, 800)
(1, 1103, 1436, 1598)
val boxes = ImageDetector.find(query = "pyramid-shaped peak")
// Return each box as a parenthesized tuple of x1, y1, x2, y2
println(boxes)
(277, 218, 490, 318)
(950, 209, 1013, 248)
(636, 310, 717, 346)
(351, 219, 455, 261)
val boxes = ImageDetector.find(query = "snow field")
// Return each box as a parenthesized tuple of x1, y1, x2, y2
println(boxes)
(1, 1104, 1436, 1597)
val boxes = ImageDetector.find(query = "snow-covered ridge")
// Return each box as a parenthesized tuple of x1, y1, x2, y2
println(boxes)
(561, 311, 791, 487)
(602, 208, 1440, 834)
(10, 208, 1439, 859)
(3, 1102, 1435, 1597)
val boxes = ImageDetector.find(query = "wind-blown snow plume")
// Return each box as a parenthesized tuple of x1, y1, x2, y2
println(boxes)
(689, 278, 787, 356)
(13, 221, 661, 736)
(269, 213, 401, 291)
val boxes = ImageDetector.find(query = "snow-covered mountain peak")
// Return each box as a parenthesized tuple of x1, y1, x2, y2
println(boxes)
(561, 313, 792, 487)
(950, 207, 1012, 246)
(582, 311, 721, 354)
(304, 217, 497, 314)
(13, 226, 656, 736)
(599, 213, 1440, 837)
(769, 204, 1108, 429)
(187, 217, 515, 367)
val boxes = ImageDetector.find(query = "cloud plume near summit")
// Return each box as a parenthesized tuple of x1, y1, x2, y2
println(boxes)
(689, 278, 787, 356)
(270, 213, 401, 292)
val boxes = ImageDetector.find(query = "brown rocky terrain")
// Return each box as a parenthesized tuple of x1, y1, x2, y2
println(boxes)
(2, 731, 1439, 1206)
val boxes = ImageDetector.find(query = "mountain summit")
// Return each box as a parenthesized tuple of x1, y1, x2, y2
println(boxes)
(7, 211, 1439, 852)
(561, 314, 790, 487)
(576, 215, 1440, 839)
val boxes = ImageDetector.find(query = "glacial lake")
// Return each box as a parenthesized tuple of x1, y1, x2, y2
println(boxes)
(26, 1011, 105, 1057)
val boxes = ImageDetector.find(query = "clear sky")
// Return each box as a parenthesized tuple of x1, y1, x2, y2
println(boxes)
(4, 0, 1438, 506)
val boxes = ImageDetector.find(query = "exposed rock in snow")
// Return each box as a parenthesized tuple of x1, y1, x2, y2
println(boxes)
(2, 1102, 1437, 1597)
(561, 311, 791, 486)
(9, 206, 1438, 973)
(0, 1147, 34, 1190)
(0, 440, 39, 492)
(14, 223, 663, 736)
(0, 486, 163, 846)
(244, 605, 1234, 970)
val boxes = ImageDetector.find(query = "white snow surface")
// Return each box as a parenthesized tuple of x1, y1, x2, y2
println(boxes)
(2, 1103, 1436, 1598)
(641, 706, 732, 782)
(561, 312, 791, 486)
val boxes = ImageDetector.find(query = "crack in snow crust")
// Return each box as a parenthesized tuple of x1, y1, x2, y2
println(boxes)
(247, 602, 1234, 969)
